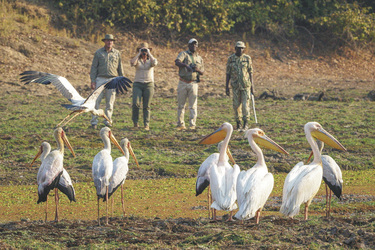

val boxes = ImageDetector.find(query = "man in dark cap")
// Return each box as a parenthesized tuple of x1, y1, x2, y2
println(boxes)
(89, 34, 124, 129)
(225, 41, 254, 130)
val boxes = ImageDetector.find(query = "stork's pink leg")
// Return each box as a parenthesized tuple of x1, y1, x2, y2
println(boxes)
(54, 188, 59, 222)
(325, 184, 328, 216)
(97, 196, 100, 226)
(121, 185, 125, 217)
(328, 189, 332, 217)
(106, 186, 109, 225)
(45, 196, 48, 222)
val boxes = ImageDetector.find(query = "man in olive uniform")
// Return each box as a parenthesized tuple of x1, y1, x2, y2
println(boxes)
(225, 41, 254, 130)
(89, 34, 124, 129)
(175, 38, 204, 130)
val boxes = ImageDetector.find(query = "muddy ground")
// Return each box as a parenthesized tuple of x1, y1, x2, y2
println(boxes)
(0, 214, 374, 248)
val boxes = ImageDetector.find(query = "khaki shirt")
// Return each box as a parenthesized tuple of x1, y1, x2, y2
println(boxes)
(90, 47, 123, 82)
(176, 50, 204, 82)
(226, 53, 253, 90)
(132, 58, 158, 83)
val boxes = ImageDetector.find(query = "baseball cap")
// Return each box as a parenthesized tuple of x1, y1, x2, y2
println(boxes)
(188, 38, 198, 46)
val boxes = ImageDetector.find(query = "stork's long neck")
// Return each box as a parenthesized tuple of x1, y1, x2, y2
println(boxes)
(218, 128, 232, 164)
(249, 137, 266, 167)
(124, 147, 129, 160)
(41, 144, 51, 161)
(102, 136, 112, 153)
(55, 133, 65, 155)
(306, 131, 322, 164)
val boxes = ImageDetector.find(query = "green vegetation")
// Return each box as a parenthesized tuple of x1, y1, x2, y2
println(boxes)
(47, 0, 375, 47)
(0, 91, 374, 185)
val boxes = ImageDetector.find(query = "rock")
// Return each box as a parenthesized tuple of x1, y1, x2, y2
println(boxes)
(367, 90, 375, 101)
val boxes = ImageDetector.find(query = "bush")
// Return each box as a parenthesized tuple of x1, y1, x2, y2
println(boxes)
(49, 0, 375, 48)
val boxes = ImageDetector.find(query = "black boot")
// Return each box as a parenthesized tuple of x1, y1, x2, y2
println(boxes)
(243, 120, 248, 130)
(236, 121, 241, 130)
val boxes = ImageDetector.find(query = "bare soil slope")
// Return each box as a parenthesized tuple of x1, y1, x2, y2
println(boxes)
(1, 20, 374, 100)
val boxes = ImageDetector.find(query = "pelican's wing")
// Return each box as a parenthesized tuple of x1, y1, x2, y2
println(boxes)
(57, 168, 76, 202)
(20, 71, 85, 104)
(107, 156, 129, 199)
(83, 76, 132, 108)
(210, 163, 239, 211)
(280, 164, 323, 217)
(322, 155, 343, 199)
(236, 168, 274, 220)
(195, 153, 219, 196)
(282, 161, 305, 202)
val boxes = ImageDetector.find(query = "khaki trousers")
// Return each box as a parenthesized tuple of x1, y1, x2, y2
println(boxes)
(177, 80, 198, 127)
(232, 87, 250, 122)
(91, 77, 116, 125)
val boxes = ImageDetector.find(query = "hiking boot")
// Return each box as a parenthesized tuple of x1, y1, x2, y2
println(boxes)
(189, 125, 196, 130)
(144, 125, 150, 131)
(176, 125, 187, 130)
(243, 120, 248, 130)
(236, 121, 241, 130)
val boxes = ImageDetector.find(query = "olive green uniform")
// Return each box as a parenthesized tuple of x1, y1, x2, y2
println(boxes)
(226, 53, 253, 123)
(90, 47, 123, 126)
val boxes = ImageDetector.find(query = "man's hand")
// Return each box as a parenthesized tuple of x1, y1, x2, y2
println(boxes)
(185, 64, 193, 72)
(91, 82, 96, 90)
(226, 87, 230, 96)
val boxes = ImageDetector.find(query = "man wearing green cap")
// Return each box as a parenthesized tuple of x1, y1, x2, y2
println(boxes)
(89, 34, 124, 129)
(225, 41, 254, 130)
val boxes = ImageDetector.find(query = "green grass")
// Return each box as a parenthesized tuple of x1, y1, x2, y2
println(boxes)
(1, 91, 374, 185)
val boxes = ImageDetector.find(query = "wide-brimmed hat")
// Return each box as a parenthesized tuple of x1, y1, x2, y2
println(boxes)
(235, 41, 246, 48)
(136, 42, 152, 52)
(102, 34, 116, 42)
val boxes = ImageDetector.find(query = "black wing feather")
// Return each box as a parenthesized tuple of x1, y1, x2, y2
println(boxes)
(104, 76, 132, 94)
(20, 71, 52, 85)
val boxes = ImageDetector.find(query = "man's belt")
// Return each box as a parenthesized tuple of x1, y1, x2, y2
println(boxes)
(179, 78, 194, 83)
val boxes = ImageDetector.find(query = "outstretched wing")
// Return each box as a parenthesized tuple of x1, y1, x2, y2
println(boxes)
(104, 76, 132, 94)
(83, 76, 132, 108)
(20, 71, 85, 104)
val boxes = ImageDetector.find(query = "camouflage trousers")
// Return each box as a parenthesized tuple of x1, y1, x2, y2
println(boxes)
(91, 77, 116, 126)
(232, 87, 250, 122)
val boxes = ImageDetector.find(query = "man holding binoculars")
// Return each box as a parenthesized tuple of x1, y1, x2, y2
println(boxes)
(175, 38, 204, 131)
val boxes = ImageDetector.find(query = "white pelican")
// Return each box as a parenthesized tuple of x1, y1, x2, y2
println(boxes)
(20, 71, 132, 127)
(92, 127, 125, 225)
(105, 138, 139, 217)
(29, 128, 75, 222)
(306, 140, 343, 217)
(235, 128, 289, 224)
(195, 142, 236, 219)
(280, 122, 346, 220)
(199, 122, 240, 221)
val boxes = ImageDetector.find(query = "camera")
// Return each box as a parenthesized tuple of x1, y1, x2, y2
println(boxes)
(141, 48, 147, 52)
(189, 63, 200, 82)
(189, 63, 197, 72)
